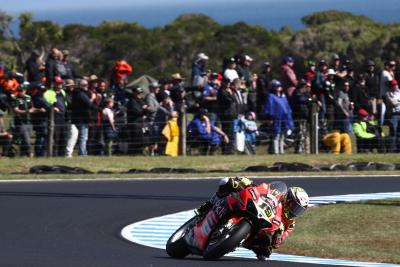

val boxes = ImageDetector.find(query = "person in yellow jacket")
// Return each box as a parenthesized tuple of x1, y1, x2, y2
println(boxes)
(162, 111, 179, 157)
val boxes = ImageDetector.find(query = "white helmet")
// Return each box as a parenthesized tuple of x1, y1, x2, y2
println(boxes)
(284, 187, 309, 219)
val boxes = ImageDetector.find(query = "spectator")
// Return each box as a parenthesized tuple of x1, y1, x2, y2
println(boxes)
(191, 53, 209, 88)
(304, 60, 316, 83)
(126, 86, 149, 155)
(231, 78, 246, 116)
(25, 50, 43, 83)
(145, 82, 161, 156)
(31, 83, 51, 157)
(162, 111, 179, 157)
(243, 112, 258, 155)
(237, 55, 256, 112)
(350, 74, 372, 114)
(223, 57, 239, 82)
(65, 79, 78, 158)
(353, 109, 390, 153)
(201, 73, 220, 126)
(336, 80, 353, 133)
(323, 69, 338, 130)
(0, 114, 13, 156)
(70, 79, 99, 156)
(385, 79, 400, 152)
(330, 53, 341, 72)
(256, 61, 272, 117)
(169, 73, 186, 112)
(321, 131, 352, 155)
(11, 85, 38, 157)
(292, 80, 313, 153)
(312, 60, 328, 119)
(61, 50, 82, 80)
(280, 56, 298, 99)
(87, 75, 103, 155)
(154, 92, 174, 154)
(44, 76, 68, 156)
(102, 98, 117, 156)
(379, 60, 396, 125)
(264, 80, 294, 155)
(364, 60, 380, 114)
(45, 48, 61, 88)
(187, 109, 229, 155)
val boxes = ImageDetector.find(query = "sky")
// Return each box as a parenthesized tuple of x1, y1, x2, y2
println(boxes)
(2, 0, 400, 30)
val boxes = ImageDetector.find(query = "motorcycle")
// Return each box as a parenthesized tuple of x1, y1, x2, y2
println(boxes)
(166, 181, 287, 260)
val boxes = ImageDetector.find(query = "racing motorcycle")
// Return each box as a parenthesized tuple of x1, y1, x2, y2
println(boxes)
(166, 182, 286, 260)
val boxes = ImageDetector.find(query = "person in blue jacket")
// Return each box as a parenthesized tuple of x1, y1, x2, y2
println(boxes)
(187, 109, 229, 155)
(264, 80, 294, 154)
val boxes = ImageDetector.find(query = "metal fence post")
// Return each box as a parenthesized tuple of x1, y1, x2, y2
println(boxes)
(47, 108, 54, 157)
(179, 105, 186, 156)
(310, 102, 319, 154)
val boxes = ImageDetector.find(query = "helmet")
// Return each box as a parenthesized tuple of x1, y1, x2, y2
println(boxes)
(284, 187, 309, 220)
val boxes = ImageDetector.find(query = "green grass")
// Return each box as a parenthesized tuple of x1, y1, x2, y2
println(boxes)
(279, 199, 400, 264)
(0, 154, 399, 179)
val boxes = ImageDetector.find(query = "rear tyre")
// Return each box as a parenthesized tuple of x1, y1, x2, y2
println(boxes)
(166, 216, 198, 258)
(203, 219, 252, 260)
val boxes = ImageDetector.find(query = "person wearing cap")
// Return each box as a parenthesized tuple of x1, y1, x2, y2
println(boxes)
(29, 82, 51, 157)
(257, 61, 272, 117)
(280, 56, 298, 99)
(144, 82, 162, 156)
(237, 54, 256, 112)
(330, 53, 341, 72)
(44, 76, 69, 156)
(223, 58, 239, 82)
(126, 86, 149, 155)
(70, 79, 99, 156)
(385, 79, 400, 152)
(11, 84, 42, 157)
(64, 79, 78, 158)
(264, 80, 294, 155)
(353, 109, 389, 153)
(162, 111, 179, 157)
(364, 60, 379, 114)
(322, 69, 338, 130)
(192, 53, 209, 88)
(25, 49, 43, 83)
(170, 73, 186, 112)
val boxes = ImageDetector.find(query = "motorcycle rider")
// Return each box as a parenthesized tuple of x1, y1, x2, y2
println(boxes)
(195, 177, 309, 261)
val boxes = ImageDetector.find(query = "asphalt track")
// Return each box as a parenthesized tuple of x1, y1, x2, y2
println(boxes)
(0, 176, 399, 267)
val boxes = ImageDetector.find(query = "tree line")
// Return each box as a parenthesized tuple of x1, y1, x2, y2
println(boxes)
(0, 10, 400, 79)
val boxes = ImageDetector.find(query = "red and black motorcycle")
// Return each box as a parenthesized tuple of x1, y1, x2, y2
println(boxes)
(166, 182, 287, 260)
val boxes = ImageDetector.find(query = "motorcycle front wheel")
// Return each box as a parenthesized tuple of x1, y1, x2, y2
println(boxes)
(166, 215, 198, 258)
(203, 219, 252, 260)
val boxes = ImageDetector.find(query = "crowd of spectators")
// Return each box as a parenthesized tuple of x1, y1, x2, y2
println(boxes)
(0, 48, 400, 157)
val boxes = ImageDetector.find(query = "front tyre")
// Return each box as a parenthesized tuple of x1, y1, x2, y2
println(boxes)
(166, 216, 198, 258)
(203, 219, 252, 260)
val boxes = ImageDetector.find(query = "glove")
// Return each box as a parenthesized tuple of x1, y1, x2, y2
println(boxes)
(272, 223, 285, 249)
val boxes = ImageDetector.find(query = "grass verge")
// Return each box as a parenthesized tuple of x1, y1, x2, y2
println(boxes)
(1, 153, 400, 176)
(278, 199, 400, 264)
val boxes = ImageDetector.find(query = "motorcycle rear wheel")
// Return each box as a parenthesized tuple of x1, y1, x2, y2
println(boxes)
(203, 219, 251, 260)
(166, 216, 198, 258)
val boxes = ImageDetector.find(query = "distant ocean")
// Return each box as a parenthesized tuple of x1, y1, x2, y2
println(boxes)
(9, 0, 400, 31)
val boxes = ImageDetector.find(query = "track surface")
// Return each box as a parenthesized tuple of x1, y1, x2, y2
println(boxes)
(0, 176, 399, 267)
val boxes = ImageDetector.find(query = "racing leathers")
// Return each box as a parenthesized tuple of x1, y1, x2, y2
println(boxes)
(196, 177, 295, 260)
